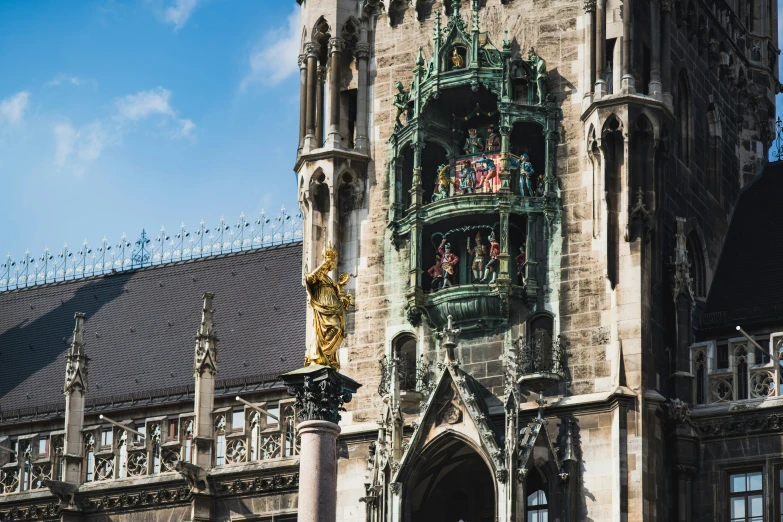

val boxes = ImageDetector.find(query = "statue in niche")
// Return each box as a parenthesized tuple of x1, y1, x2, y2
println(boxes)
(485, 124, 501, 151)
(438, 239, 460, 288)
(451, 48, 464, 68)
(520, 154, 535, 196)
(428, 253, 444, 292)
(527, 48, 547, 104)
(393, 82, 412, 130)
(460, 160, 476, 194)
(304, 244, 354, 371)
(463, 128, 484, 155)
(432, 164, 453, 202)
(515, 244, 527, 286)
(467, 232, 487, 283)
(482, 232, 500, 284)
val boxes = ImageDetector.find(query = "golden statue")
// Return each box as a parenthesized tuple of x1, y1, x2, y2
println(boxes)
(451, 48, 464, 68)
(304, 244, 354, 371)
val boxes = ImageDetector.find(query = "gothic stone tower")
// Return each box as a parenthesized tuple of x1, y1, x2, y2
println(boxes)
(294, 0, 779, 520)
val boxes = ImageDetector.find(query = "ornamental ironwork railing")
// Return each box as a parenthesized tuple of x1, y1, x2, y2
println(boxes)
(516, 337, 565, 377)
(1, 207, 303, 292)
(378, 354, 432, 396)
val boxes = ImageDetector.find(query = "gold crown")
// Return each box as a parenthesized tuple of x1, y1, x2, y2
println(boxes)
(323, 244, 338, 260)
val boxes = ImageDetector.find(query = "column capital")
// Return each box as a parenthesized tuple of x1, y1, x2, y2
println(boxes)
(281, 365, 361, 424)
(329, 37, 346, 55)
(355, 43, 371, 60)
(583, 0, 596, 12)
(661, 0, 673, 11)
(305, 42, 319, 59)
(317, 65, 328, 83)
(298, 53, 307, 68)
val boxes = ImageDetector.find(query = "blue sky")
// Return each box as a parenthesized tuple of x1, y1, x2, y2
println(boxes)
(0, 0, 301, 260)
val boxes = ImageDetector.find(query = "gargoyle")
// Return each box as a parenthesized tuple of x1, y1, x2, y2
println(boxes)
(174, 460, 211, 494)
(42, 479, 80, 510)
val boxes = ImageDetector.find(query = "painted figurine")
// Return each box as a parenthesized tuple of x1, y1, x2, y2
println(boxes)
(463, 128, 484, 155)
(474, 155, 497, 193)
(520, 154, 535, 196)
(461, 160, 476, 194)
(482, 232, 501, 284)
(535, 174, 545, 196)
(432, 164, 452, 202)
(451, 48, 464, 68)
(515, 245, 526, 285)
(467, 232, 487, 283)
(304, 244, 354, 371)
(428, 253, 444, 291)
(438, 239, 460, 288)
(485, 124, 501, 151)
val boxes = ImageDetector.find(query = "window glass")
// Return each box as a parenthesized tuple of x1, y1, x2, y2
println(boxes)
(216, 434, 226, 466)
(136, 425, 146, 443)
(101, 429, 113, 447)
(730, 471, 764, 522)
(38, 438, 48, 456)
(232, 409, 245, 431)
(748, 472, 763, 491)
(267, 406, 280, 425)
(731, 473, 747, 493)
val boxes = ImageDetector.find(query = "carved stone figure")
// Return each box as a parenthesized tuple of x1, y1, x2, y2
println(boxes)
(468, 232, 487, 282)
(304, 245, 354, 371)
(485, 124, 501, 151)
(438, 239, 459, 288)
(392, 81, 411, 129)
(174, 460, 211, 494)
(463, 128, 484, 155)
(527, 47, 547, 104)
(42, 479, 80, 509)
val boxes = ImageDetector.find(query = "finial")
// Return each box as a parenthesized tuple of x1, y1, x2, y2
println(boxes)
(472, 0, 479, 32)
(416, 46, 425, 67)
(535, 392, 547, 420)
(451, 0, 460, 17)
(438, 315, 461, 363)
(562, 417, 576, 462)
(503, 29, 510, 51)
(434, 10, 441, 43)
(194, 292, 218, 376)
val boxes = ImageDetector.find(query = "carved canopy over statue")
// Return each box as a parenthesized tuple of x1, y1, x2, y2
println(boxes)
(304, 245, 354, 371)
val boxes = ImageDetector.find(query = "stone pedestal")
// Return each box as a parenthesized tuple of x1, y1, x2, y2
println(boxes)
(280, 364, 362, 522)
(297, 420, 342, 522)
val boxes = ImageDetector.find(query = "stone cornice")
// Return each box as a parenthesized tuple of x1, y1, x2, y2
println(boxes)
(294, 147, 371, 172)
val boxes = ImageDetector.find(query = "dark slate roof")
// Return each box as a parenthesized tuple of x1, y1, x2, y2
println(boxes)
(704, 162, 783, 323)
(0, 243, 305, 413)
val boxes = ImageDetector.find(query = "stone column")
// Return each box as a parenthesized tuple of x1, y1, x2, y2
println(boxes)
(584, 0, 596, 102)
(355, 42, 371, 152)
(327, 37, 346, 148)
(315, 66, 326, 148)
(595, 0, 607, 96)
(304, 43, 319, 151)
(622, 0, 635, 92)
(62, 313, 88, 485)
(281, 366, 361, 522)
(409, 141, 425, 208)
(499, 124, 511, 192)
(661, 0, 673, 108)
(676, 466, 695, 522)
(649, 0, 663, 99)
(298, 54, 307, 151)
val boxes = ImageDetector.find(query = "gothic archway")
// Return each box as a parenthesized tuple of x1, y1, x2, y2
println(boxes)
(406, 434, 495, 522)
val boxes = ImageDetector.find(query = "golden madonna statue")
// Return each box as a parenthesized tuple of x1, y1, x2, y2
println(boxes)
(304, 244, 354, 371)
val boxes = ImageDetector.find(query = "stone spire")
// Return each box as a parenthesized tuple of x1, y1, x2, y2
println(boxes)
(193, 292, 218, 471)
(193, 292, 218, 377)
(64, 312, 89, 394)
(62, 312, 89, 485)
(438, 315, 461, 364)
(671, 217, 694, 303)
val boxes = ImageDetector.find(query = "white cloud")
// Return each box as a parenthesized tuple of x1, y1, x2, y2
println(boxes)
(53, 122, 106, 172)
(115, 87, 195, 138)
(162, 0, 200, 30)
(240, 7, 301, 90)
(47, 75, 84, 87)
(0, 91, 30, 124)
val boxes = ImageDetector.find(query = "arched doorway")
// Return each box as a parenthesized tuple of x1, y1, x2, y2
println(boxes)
(407, 435, 495, 522)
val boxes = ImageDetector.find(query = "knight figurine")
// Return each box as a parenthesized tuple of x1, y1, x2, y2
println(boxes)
(393, 81, 412, 129)
(461, 160, 476, 194)
(527, 48, 547, 104)
(482, 232, 500, 284)
(438, 239, 460, 288)
(428, 253, 444, 291)
(467, 232, 488, 282)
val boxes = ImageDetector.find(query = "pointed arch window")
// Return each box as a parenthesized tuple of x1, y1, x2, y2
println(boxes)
(526, 469, 549, 522)
(735, 345, 750, 401)
(215, 416, 226, 466)
(84, 435, 95, 483)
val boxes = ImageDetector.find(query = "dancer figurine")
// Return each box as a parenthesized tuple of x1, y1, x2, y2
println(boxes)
(438, 239, 460, 288)
(467, 232, 487, 283)
(428, 253, 444, 291)
(482, 232, 500, 284)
